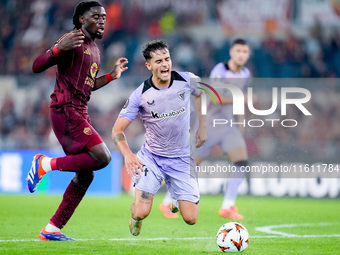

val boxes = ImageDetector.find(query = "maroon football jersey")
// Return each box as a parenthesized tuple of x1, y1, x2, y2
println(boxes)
(33, 28, 101, 110)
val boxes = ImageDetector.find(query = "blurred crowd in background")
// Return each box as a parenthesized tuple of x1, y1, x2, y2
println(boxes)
(1, 0, 340, 161)
(1, 0, 340, 77)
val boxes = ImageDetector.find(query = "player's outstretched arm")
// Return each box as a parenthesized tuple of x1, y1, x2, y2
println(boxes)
(112, 117, 144, 175)
(93, 57, 128, 91)
(32, 30, 85, 73)
(32, 48, 58, 73)
(195, 91, 207, 148)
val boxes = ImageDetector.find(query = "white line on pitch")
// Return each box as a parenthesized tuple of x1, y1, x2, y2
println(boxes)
(255, 222, 340, 237)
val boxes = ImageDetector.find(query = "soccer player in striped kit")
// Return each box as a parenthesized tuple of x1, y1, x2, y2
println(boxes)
(26, 1, 128, 240)
(194, 38, 251, 220)
(112, 40, 206, 236)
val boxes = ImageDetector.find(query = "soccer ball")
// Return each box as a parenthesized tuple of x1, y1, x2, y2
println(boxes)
(216, 222, 249, 252)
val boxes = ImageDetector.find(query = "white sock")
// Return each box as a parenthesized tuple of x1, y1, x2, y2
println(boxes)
(45, 223, 60, 232)
(162, 191, 172, 205)
(41, 157, 52, 173)
(222, 176, 243, 209)
(221, 199, 235, 209)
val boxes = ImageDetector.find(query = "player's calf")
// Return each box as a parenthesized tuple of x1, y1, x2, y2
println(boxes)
(131, 190, 153, 220)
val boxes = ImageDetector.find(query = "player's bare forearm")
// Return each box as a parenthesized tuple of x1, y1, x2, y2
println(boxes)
(196, 125, 207, 148)
(219, 95, 234, 105)
(112, 117, 144, 175)
(195, 92, 207, 147)
(93, 58, 128, 91)
(113, 136, 142, 176)
(93, 75, 114, 91)
(112, 117, 131, 156)
(238, 114, 245, 135)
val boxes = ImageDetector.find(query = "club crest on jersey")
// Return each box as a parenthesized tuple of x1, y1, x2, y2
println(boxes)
(83, 127, 92, 135)
(177, 90, 186, 101)
(90, 63, 98, 78)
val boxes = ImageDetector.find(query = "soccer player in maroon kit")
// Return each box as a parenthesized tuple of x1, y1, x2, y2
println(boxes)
(26, 1, 128, 241)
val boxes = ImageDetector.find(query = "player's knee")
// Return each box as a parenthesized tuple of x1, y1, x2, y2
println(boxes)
(183, 215, 197, 225)
(134, 211, 150, 221)
(102, 152, 112, 167)
(181, 210, 198, 225)
(89, 144, 112, 170)
(97, 151, 111, 169)
(131, 206, 150, 220)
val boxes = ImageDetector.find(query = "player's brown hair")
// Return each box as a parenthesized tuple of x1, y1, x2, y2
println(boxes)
(142, 40, 169, 61)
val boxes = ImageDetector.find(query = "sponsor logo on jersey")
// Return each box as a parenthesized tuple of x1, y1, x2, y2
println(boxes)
(85, 76, 94, 88)
(151, 107, 185, 119)
(83, 127, 92, 135)
(147, 100, 155, 106)
(84, 48, 91, 55)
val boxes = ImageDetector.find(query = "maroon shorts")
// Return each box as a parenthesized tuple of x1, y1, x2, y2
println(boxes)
(50, 106, 103, 155)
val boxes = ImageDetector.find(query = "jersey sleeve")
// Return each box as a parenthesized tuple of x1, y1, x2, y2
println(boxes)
(32, 32, 72, 73)
(242, 68, 252, 92)
(32, 46, 58, 73)
(188, 72, 201, 97)
(209, 63, 223, 79)
(118, 87, 142, 122)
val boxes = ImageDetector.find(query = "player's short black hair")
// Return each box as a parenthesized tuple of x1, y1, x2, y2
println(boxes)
(73, 1, 103, 29)
(142, 40, 169, 61)
(231, 38, 248, 47)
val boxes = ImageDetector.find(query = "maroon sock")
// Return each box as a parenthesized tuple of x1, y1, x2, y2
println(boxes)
(50, 179, 90, 229)
(55, 153, 98, 171)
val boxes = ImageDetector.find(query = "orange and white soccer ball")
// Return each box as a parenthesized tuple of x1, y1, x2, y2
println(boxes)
(216, 222, 249, 252)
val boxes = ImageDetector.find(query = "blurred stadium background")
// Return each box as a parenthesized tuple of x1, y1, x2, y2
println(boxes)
(0, 0, 339, 198)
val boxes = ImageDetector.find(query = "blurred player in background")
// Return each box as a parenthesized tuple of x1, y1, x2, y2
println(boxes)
(26, 1, 128, 240)
(194, 38, 251, 220)
(112, 40, 206, 236)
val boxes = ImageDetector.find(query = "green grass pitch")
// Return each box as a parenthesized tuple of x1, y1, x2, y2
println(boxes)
(0, 193, 339, 254)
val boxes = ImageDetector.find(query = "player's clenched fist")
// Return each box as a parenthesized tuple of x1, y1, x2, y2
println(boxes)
(58, 31, 85, 51)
